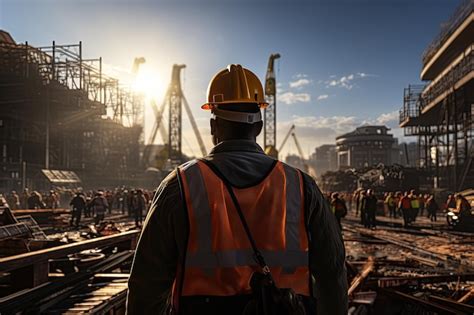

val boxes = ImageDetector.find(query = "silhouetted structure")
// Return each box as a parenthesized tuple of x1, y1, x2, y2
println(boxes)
(399, 0, 474, 191)
(0, 31, 144, 191)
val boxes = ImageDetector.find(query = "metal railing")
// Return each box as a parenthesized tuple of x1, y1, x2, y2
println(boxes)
(422, 50, 474, 109)
(399, 85, 424, 124)
(422, 0, 474, 67)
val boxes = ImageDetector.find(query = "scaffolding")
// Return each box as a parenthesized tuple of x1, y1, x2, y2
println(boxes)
(0, 34, 145, 190)
(400, 50, 474, 192)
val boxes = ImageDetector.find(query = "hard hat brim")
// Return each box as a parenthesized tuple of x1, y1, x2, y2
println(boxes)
(201, 101, 269, 110)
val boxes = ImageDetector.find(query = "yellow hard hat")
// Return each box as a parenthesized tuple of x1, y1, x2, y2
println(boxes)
(202, 64, 268, 110)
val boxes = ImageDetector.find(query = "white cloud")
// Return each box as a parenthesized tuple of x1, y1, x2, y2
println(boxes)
(317, 94, 329, 100)
(289, 78, 311, 89)
(278, 92, 311, 105)
(376, 110, 398, 125)
(325, 72, 376, 90)
(294, 73, 308, 79)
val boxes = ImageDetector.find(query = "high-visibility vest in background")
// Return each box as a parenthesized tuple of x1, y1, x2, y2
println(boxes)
(410, 197, 420, 209)
(172, 159, 310, 310)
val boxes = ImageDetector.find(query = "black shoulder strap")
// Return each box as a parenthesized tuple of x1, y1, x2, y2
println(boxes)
(199, 159, 273, 277)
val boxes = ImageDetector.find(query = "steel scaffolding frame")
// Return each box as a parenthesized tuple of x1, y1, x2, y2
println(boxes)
(400, 58, 474, 191)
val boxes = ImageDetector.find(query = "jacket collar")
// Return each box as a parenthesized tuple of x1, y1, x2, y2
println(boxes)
(209, 140, 265, 155)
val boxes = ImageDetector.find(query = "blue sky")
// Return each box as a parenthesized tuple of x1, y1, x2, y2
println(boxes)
(0, 0, 460, 157)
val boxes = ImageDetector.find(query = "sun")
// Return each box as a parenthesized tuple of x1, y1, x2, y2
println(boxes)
(132, 65, 166, 101)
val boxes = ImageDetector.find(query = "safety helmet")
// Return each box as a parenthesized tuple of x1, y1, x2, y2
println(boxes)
(202, 64, 268, 110)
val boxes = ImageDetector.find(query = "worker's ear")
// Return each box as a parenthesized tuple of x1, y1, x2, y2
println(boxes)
(253, 120, 263, 137)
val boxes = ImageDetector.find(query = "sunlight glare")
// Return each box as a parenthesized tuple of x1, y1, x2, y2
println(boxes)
(133, 65, 166, 102)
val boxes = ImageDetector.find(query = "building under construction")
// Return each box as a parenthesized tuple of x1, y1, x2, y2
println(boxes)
(399, 0, 474, 192)
(0, 31, 144, 191)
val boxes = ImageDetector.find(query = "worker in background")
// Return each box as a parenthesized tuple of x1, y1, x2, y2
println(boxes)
(131, 189, 146, 227)
(84, 192, 93, 217)
(358, 190, 367, 225)
(364, 189, 377, 229)
(455, 194, 471, 215)
(106, 190, 114, 214)
(331, 192, 347, 230)
(127, 65, 347, 315)
(399, 191, 412, 227)
(426, 194, 438, 222)
(44, 190, 58, 209)
(70, 192, 86, 227)
(27, 191, 45, 209)
(7, 190, 20, 210)
(20, 188, 29, 209)
(446, 194, 456, 211)
(385, 192, 396, 218)
(91, 191, 108, 225)
(409, 190, 420, 222)
(419, 193, 426, 217)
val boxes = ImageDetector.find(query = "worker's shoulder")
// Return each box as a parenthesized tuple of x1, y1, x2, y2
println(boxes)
(279, 161, 317, 186)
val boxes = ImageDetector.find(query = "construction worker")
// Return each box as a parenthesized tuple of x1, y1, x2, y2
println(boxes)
(91, 191, 108, 225)
(384, 192, 396, 218)
(127, 65, 347, 315)
(331, 192, 347, 230)
(426, 194, 438, 222)
(358, 190, 367, 225)
(70, 192, 86, 227)
(131, 189, 146, 227)
(7, 190, 20, 210)
(399, 191, 412, 227)
(409, 189, 420, 222)
(363, 189, 377, 229)
(446, 194, 456, 210)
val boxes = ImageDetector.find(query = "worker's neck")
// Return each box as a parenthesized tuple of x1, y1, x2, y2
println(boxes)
(214, 136, 256, 145)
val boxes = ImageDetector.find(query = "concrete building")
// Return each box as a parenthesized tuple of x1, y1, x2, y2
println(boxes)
(336, 125, 399, 169)
(309, 144, 337, 176)
(399, 0, 474, 191)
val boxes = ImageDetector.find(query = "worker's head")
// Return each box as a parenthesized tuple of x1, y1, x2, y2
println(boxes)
(331, 192, 339, 199)
(455, 194, 463, 200)
(366, 189, 372, 195)
(202, 65, 266, 145)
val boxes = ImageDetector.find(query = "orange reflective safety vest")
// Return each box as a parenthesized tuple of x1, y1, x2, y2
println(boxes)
(172, 159, 310, 310)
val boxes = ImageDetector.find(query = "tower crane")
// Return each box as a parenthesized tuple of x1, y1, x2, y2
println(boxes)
(132, 57, 168, 167)
(279, 124, 316, 176)
(142, 64, 207, 168)
(264, 53, 281, 158)
(278, 125, 295, 153)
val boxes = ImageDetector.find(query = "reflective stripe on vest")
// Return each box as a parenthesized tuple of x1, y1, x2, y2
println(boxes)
(175, 159, 310, 300)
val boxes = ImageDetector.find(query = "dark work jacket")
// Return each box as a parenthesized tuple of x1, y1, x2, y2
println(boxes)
(126, 140, 348, 315)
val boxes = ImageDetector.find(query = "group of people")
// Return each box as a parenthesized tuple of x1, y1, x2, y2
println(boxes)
(3, 189, 61, 210)
(69, 188, 151, 228)
(328, 188, 472, 229)
(0, 187, 153, 228)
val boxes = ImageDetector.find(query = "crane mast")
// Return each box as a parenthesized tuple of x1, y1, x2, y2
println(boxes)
(278, 125, 295, 153)
(168, 64, 186, 166)
(264, 53, 280, 158)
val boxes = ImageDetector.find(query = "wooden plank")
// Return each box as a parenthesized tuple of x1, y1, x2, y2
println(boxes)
(348, 256, 374, 295)
(0, 230, 139, 273)
(457, 287, 474, 304)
